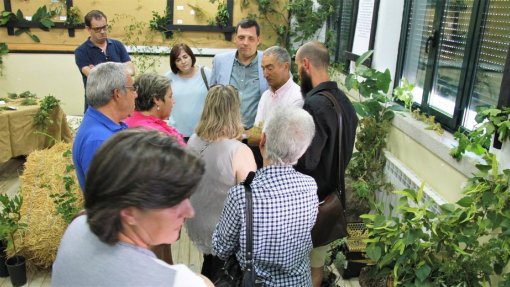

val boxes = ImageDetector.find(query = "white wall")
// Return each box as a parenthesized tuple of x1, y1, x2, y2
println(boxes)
(372, 0, 405, 90)
(0, 53, 214, 116)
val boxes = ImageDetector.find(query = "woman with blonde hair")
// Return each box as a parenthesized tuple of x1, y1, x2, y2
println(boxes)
(186, 85, 256, 279)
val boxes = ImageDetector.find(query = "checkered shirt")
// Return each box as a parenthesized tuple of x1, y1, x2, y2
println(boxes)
(212, 165, 319, 287)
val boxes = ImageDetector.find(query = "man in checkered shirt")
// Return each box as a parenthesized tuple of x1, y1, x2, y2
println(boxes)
(212, 107, 319, 287)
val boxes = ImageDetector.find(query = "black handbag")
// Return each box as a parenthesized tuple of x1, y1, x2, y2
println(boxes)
(214, 172, 262, 287)
(311, 91, 348, 247)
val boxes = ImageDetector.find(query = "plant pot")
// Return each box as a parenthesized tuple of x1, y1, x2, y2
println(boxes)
(6, 255, 27, 287)
(0, 241, 8, 277)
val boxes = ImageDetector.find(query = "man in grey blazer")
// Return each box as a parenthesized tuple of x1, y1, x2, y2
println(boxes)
(210, 19, 268, 129)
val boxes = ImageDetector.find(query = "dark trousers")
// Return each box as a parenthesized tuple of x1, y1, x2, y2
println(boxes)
(201, 254, 225, 281)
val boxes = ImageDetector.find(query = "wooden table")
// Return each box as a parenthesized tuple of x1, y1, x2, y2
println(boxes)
(0, 104, 72, 163)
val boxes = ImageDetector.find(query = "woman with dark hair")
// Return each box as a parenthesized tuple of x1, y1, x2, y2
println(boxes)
(52, 129, 213, 287)
(124, 73, 185, 146)
(186, 85, 256, 279)
(165, 43, 211, 142)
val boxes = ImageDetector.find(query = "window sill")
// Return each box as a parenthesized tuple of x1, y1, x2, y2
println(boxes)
(390, 112, 480, 178)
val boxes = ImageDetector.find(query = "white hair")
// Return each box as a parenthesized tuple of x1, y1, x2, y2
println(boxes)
(263, 107, 315, 165)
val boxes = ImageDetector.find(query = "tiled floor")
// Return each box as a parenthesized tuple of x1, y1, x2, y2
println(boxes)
(0, 157, 360, 287)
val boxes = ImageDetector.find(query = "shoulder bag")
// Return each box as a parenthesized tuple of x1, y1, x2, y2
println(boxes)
(200, 66, 209, 90)
(213, 172, 262, 287)
(311, 91, 348, 247)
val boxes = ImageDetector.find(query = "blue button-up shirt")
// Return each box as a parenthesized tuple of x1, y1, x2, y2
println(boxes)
(213, 165, 319, 287)
(230, 56, 261, 128)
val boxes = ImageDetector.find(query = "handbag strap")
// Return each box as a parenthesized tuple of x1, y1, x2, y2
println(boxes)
(242, 171, 256, 277)
(200, 66, 209, 90)
(319, 91, 345, 206)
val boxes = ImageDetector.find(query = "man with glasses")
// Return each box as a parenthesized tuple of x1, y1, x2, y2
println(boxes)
(72, 62, 137, 191)
(75, 10, 134, 112)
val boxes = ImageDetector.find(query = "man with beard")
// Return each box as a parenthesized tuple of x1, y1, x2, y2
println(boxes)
(75, 10, 134, 112)
(294, 41, 358, 287)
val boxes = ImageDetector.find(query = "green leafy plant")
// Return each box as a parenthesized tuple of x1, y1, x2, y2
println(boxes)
(149, 9, 170, 35)
(112, 14, 170, 73)
(450, 106, 510, 160)
(64, 6, 83, 28)
(33, 95, 60, 131)
(393, 78, 414, 112)
(0, 42, 8, 76)
(411, 109, 444, 135)
(344, 50, 402, 206)
(49, 150, 80, 224)
(0, 194, 27, 256)
(362, 150, 510, 286)
(212, 0, 229, 27)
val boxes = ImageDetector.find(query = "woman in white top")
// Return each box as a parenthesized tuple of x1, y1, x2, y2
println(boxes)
(186, 85, 257, 280)
(165, 43, 211, 142)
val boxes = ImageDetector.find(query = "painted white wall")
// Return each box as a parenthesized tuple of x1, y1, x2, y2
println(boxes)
(371, 0, 405, 90)
(0, 53, 214, 116)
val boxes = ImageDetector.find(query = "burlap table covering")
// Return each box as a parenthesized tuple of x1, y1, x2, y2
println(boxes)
(0, 104, 72, 162)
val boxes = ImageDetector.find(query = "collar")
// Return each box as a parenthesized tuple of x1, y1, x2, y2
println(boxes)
(234, 51, 259, 67)
(305, 81, 338, 99)
(269, 77, 295, 98)
(86, 37, 113, 48)
(86, 106, 128, 131)
(131, 111, 165, 124)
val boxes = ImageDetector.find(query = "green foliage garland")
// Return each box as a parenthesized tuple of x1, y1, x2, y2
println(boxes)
(33, 95, 60, 131)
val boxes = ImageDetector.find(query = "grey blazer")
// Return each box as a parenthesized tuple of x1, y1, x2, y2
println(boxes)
(210, 50, 268, 94)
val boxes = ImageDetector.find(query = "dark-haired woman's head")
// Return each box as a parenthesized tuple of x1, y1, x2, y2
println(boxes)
(169, 43, 196, 74)
(84, 129, 204, 246)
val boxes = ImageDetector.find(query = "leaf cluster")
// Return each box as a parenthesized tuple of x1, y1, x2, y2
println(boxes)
(411, 109, 444, 136)
(49, 150, 81, 224)
(362, 152, 510, 286)
(33, 95, 60, 131)
(0, 42, 7, 76)
(64, 6, 83, 28)
(1, 6, 60, 43)
(214, 1, 230, 28)
(345, 50, 402, 204)
(450, 107, 510, 160)
(0, 194, 26, 255)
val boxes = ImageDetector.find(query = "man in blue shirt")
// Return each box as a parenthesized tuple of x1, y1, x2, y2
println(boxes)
(210, 19, 268, 129)
(72, 62, 137, 191)
(75, 10, 134, 112)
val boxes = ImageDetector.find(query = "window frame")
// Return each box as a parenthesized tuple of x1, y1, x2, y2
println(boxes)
(394, 0, 510, 132)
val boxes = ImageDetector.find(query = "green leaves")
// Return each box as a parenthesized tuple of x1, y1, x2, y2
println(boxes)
(450, 106, 510, 160)
(0, 194, 26, 254)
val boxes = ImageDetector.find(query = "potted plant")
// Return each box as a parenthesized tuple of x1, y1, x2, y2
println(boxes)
(0, 194, 27, 286)
(361, 151, 510, 286)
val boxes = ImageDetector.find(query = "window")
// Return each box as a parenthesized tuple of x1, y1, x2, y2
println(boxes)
(396, 0, 510, 131)
(328, 0, 357, 65)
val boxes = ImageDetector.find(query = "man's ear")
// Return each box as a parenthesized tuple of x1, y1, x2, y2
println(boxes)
(112, 88, 122, 102)
(259, 132, 267, 150)
(303, 57, 311, 71)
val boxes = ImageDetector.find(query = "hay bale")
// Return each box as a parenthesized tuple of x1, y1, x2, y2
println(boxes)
(16, 142, 83, 269)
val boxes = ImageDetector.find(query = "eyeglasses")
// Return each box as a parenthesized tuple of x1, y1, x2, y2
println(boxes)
(124, 85, 138, 93)
(90, 25, 108, 33)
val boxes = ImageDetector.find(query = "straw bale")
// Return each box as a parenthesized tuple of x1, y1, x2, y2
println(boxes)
(15, 142, 83, 270)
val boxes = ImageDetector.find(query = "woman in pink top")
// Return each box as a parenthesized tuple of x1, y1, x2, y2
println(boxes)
(125, 73, 185, 146)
